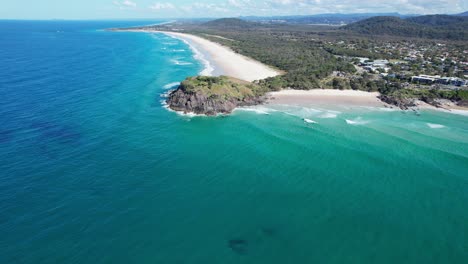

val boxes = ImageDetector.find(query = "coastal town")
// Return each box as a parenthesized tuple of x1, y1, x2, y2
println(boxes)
(328, 39, 468, 90)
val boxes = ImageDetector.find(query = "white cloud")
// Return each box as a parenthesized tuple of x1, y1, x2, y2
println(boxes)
(115, 0, 467, 17)
(113, 0, 137, 9)
(269, 0, 294, 5)
(228, 0, 242, 7)
(123, 0, 137, 7)
(149, 2, 176, 10)
(164, 0, 231, 13)
(262, 0, 467, 15)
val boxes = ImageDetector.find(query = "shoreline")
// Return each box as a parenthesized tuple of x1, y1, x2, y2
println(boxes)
(267, 89, 385, 108)
(164, 33, 216, 76)
(129, 29, 281, 82)
(163, 31, 281, 82)
(267, 89, 468, 115)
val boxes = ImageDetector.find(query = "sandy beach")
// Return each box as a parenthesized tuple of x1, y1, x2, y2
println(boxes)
(267, 89, 386, 107)
(157, 31, 280, 82)
(266, 89, 468, 115)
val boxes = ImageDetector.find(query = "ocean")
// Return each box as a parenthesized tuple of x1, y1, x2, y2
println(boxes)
(0, 21, 467, 263)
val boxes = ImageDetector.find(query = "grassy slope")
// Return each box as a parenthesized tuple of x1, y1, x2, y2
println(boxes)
(180, 76, 268, 100)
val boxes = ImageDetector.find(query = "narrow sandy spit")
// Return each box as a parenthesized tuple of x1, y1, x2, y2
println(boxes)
(157, 31, 280, 82)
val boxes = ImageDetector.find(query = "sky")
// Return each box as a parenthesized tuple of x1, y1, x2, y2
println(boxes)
(1, 0, 467, 20)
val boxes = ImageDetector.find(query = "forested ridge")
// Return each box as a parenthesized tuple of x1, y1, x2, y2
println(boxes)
(343, 15, 468, 40)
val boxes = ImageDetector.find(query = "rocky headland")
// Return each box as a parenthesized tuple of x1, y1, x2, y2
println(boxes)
(167, 76, 269, 115)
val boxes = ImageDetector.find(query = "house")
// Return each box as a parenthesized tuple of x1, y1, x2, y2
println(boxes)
(357, 57, 370, 64)
(372, 60, 389, 68)
(437, 77, 467, 87)
(411, 75, 441, 85)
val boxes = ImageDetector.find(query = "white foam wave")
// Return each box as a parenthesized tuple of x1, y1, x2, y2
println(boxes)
(346, 117, 369, 125)
(163, 82, 180, 89)
(171, 59, 193, 66)
(378, 107, 397, 112)
(160, 90, 173, 98)
(300, 107, 322, 115)
(236, 106, 278, 115)
(271, 105, 322, 118)
(183, 112, 206, 117)
(448, 109, 468, 117)
(160, 100, 172, 113)
(160, 99, 207, 117)
(236, 108, 270, 115)
(304, 118, 317, 124)
(427, 123, 445, 129)
(166, 35, 214, 76)
(318, 112, 337, 119)
(172, 49, 186, 52)
(282, 112, 297, 117)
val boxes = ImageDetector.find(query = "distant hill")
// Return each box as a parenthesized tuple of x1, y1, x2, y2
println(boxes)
(456, 11, 468, 16)
(202, 18, 257, 28)
(342, 15, 468, 40)
(407, 14, 468, 26)
(241, 13, 415, 25)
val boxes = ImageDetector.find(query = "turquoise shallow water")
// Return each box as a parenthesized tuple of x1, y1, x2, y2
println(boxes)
(1, 21, 468, 263)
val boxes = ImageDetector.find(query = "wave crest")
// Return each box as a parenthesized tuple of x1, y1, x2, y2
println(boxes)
(427, 123, 445, 129)
(346, 118, 369, 125)
(163, 82, 180, 89)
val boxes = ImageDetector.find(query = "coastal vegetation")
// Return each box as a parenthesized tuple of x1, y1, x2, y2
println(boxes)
(170, 19, 359, 90)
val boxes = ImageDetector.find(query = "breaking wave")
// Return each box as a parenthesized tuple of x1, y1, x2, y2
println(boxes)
(346, 117, 369, 125)
(163, 82, 180, 89)
(427, 123, 445, 129)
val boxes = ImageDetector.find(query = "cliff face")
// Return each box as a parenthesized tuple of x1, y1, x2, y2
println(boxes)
(167, 89, 264, 115)
(166, 76, 267, 115)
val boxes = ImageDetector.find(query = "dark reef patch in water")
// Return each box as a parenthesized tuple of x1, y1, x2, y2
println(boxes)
(44, 127, 81, 144)
(30, 121, 82, 144)
(228, 238, 248, 255)
(261, 227, 276, 237)
(0, 129, 14, 143)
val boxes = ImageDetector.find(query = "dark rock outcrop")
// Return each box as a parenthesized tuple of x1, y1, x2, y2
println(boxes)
(166, 76, 267, 115)
(378, 94, 417, 110)
(457, 99, 468, 107)
(167, 88, 265, 115)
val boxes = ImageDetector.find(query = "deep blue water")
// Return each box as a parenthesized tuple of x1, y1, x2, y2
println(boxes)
(1, 21, 467, 263)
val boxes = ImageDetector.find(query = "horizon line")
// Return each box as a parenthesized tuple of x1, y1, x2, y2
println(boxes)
(1, 11, 466, 21)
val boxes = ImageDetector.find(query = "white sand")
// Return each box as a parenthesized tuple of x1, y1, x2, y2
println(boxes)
(268, 89, 385, 107)
(154, 31, 280, 82)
